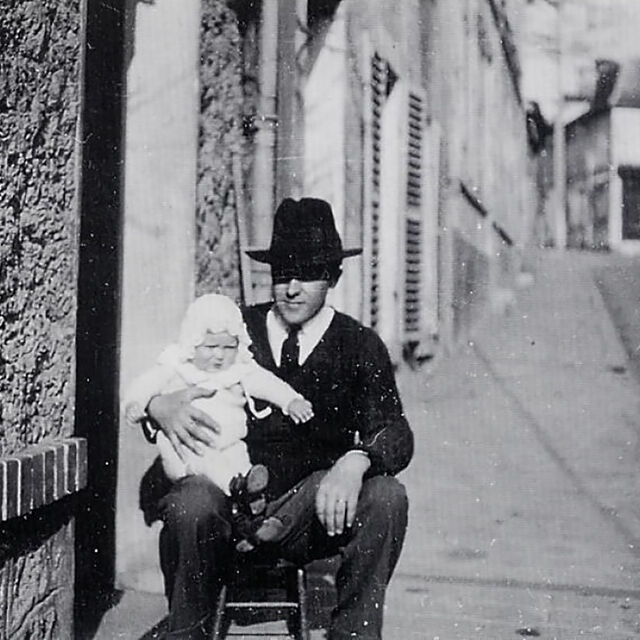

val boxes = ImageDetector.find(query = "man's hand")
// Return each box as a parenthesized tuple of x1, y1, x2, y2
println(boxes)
(147, 387, 221, 457)
(315, 452, 371, 537)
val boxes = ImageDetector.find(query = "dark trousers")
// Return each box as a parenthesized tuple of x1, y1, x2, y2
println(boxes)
(157, 470, 408, 640)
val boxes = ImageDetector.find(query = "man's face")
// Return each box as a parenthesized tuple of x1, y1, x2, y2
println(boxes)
(272, 268, 334, 326)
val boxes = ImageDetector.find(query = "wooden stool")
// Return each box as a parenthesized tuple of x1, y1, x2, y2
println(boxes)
(211, 552, 310, 640)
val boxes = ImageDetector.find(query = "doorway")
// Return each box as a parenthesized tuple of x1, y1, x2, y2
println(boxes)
(620, 166, 640, 240)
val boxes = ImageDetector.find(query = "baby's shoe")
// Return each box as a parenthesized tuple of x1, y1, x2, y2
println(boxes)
(229, 464, 269, 516)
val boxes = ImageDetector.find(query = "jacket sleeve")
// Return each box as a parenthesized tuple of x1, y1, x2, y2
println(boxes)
(241, 361, 303, 413)
(350, 330, 414, 476)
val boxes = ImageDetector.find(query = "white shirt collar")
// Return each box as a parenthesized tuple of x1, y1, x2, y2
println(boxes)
(266, 305, 335, 366)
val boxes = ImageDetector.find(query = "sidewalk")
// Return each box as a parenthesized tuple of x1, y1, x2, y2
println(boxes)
(387, 248, 640, 639)
(94, 249, 640, 639)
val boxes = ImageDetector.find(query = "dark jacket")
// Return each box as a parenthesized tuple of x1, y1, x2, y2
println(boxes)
(243, 303, 414, 498)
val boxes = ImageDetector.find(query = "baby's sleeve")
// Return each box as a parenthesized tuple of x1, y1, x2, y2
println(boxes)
(240, 361, 303, 413)
(123, 364, 177, 426)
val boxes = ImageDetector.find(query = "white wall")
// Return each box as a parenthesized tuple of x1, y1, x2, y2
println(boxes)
(611, 108, 640, 167)
(117, 0, 200, 593)
(303, 5, 354, 315)
(377, 83, 405, 361)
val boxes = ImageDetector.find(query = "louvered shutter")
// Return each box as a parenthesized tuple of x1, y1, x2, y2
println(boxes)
(364, 52, 397, 331)
(368, 52, 385, 330)
(403, 91, 425, 338)
(363, 50, 433, 358)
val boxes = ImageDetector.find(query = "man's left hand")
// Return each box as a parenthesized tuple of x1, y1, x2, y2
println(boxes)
(315, 452, 370, 536)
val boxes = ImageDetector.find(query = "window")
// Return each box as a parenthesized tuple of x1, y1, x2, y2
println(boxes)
(620, 166, 640, 240)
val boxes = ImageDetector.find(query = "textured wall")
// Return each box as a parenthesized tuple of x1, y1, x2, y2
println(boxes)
(1, 0, 81, 455)
(0, 1, 82, 637)
(196, 0, 244, 299)
(0, 514, 74, 639)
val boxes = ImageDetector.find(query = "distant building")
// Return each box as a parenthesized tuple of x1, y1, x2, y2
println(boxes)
(520, 0, 640, 123)
(565, 58, 640, 251)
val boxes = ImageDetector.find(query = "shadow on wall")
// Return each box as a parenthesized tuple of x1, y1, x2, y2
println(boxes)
(593, 257, 640, 384)
(452, 232, 490, 341)
(123, 0, 155, 69)
(73, 0, 144, 636)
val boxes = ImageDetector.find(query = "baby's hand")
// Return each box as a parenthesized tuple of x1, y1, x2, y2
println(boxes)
(124, 401, 145, 425)
(287, 397, 314, 424)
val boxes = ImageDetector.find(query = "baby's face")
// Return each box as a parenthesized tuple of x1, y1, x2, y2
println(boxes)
(192, 331, 238, 372)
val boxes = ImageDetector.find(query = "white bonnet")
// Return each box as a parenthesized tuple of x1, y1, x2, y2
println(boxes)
(177, 293, 252, 362)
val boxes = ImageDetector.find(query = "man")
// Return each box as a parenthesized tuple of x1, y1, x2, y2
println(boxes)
(146, 198, 414, 639)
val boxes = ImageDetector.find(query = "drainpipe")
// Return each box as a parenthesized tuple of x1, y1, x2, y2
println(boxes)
(275, 0, 307, 201)
(553, 0, 567, 248)
(252, 0, 279, 249)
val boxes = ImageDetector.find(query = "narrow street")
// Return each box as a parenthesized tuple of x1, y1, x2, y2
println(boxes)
(388, 248, 640, 639)
(95, 248, 640, 639)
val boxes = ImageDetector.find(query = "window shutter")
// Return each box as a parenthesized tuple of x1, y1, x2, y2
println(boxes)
(368, 53, 385, 330)
(367, 52, 397, 330)
(363, 52, 431, 358)
(403, 90, 425, 339)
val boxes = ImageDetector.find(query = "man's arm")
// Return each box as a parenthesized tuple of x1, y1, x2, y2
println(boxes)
(316, 328, 414, 536)
(350, 329, 414, 475)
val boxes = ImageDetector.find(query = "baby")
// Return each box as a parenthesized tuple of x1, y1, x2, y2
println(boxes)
(124, 293, 314, 550)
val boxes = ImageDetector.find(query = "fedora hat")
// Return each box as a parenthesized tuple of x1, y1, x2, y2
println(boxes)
(246, 198, 362, 266)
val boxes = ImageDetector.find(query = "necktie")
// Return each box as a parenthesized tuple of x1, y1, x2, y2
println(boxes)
(280, 324, 301, 375)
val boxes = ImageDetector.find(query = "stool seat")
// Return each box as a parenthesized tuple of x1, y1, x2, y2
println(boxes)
(211, 550, 310, 639)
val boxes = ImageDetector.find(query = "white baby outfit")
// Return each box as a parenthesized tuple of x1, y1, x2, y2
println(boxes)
(125, 294, 302, 494)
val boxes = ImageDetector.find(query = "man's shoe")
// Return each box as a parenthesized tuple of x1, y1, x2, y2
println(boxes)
(235, 516, 285, 552)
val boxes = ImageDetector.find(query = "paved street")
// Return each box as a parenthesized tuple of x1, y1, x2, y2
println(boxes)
(94, 249, 640, 639)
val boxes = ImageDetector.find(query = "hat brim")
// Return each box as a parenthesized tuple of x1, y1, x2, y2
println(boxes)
(245, 247, 362, 264)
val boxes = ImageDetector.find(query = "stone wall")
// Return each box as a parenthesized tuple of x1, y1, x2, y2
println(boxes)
(0, 1, 82, 637)
(1, 0, 80, 454)
(196, 0, 245, 300)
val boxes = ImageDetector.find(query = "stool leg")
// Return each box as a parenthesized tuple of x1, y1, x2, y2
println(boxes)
(296, 568, 310, 640)
(211, 585, 228, 640)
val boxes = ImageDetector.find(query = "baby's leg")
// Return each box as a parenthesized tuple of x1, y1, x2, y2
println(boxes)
(221, 440, 252, 477)
(187, 446, 241, 495)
